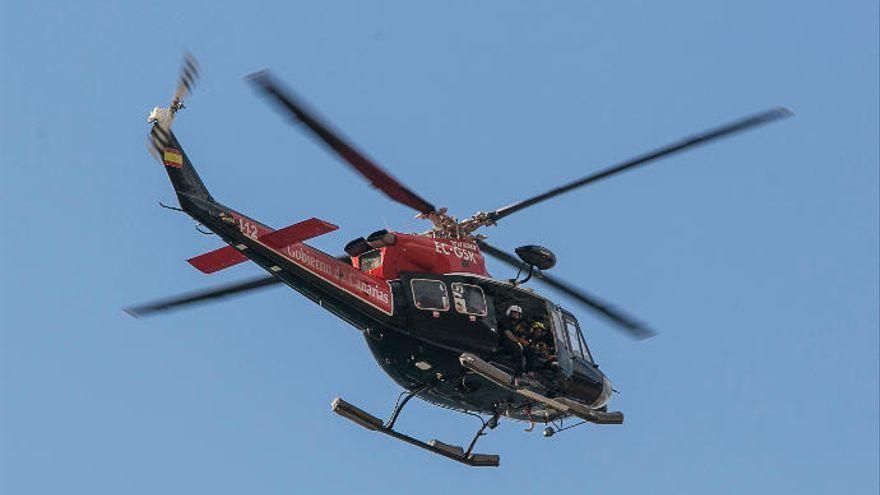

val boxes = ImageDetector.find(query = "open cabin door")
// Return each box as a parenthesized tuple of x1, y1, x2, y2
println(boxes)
(400, 273, 498, 354)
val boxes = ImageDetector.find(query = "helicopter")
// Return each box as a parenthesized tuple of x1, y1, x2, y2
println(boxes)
(129, 54, 791, 467)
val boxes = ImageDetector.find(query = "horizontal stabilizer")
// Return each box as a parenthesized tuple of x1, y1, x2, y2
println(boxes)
(187, 245, 247, 274)
(258, 218, 338, 249)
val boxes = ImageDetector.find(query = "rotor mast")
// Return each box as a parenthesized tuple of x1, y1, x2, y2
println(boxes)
(415, 209, 492, 240)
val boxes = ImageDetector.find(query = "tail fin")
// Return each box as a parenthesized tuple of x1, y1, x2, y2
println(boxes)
(145, 53, 213, 204)
(148, 124, 214, 202)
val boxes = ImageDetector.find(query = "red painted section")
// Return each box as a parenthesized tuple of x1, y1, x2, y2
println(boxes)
(195, 207, 477, 310)
(221, 210, 392, 314)
(276, 243, 393, 314)
(259, 218, 338, 249)
(355, 233, 488, 280)
(187, 246, 247, 274)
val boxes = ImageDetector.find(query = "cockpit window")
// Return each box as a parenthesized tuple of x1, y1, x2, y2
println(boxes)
(359, 249, 382, 272)
(563, 315, 594, 363)
(565, 319, 584, 358)
(411, 279, 450, 311)
(451, 283, 487, 316)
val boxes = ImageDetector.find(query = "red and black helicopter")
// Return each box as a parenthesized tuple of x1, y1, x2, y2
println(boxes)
(130, 55, 790, 467)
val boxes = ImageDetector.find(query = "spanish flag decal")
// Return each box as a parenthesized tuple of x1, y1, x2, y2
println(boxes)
(163, 148, 184, 168)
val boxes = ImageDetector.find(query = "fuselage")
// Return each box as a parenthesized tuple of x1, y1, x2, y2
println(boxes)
(179, 196, 609, 421)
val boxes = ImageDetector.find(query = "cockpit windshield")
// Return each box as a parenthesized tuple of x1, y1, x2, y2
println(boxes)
(560, 311, 594, 364)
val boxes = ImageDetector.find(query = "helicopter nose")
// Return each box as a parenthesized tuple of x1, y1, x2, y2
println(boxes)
(592, 375, 613, 409)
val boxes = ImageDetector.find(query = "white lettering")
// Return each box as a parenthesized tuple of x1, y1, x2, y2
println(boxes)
(434, 240, 479, 263)
(434, 241, 451, 255)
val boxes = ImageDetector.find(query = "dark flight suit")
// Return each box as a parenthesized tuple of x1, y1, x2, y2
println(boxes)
(524, 324, 554, 371)
(498, 315, 529, 374)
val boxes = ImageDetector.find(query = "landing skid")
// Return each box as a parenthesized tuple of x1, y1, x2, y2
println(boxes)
(331, 393, 501, 467)
(459, 353, 624, 425)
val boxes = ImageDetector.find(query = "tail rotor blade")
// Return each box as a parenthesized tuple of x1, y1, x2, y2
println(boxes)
(172, 51, 200, 105)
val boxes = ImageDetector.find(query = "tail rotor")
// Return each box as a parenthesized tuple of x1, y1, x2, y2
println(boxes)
(147, 51, 201, 129)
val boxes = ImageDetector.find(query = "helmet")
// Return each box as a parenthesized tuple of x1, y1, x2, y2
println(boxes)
(506, 305, 522, 316)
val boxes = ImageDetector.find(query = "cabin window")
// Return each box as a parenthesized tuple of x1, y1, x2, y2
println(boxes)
(451, 283, 488, 317)
(359, 249, 382, 272)
(411, 279, 450, 311)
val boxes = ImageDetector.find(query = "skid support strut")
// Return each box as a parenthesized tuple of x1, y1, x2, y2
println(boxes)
(386, 385, 427, 430)
(464, 412, 499, 458)
(331, 390, 501, 467)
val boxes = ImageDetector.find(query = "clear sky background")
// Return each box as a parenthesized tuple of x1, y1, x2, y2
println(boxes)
(1, 1, 877, 494)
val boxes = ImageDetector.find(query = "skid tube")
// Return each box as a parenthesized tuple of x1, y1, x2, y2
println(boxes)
(331, 393, 501, 467)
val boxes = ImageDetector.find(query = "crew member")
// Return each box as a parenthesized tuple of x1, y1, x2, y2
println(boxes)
(526, 322, 556, 370)
(498, 305, 528, 375)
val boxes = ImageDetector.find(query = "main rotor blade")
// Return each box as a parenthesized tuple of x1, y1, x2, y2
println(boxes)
(488, 107, 792, 222)
(477, 240, 656, 339)
(247, 70, 437, 215)
(125, 275, 282, 318)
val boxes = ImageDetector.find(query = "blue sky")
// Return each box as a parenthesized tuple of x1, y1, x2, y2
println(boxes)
(1, 1, 877, 493)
